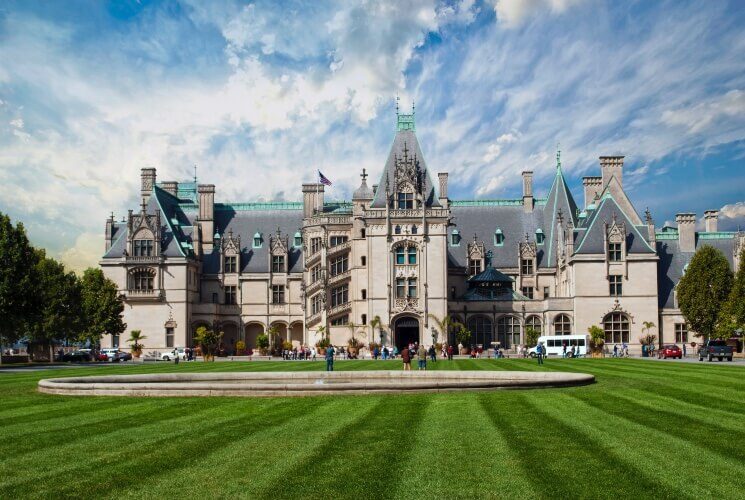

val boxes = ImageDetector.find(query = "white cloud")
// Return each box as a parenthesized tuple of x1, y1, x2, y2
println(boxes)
(661, 89, 745, 135)
(491, 0, 589, 27)
(59, 232, 101, 273)
(483, 143, 502, 162)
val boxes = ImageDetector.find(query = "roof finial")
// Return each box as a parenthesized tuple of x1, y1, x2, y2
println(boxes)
(556, 143, 562, 172)
(396, 95, 400, 116)
(412, 99, 415, 116)
(193, 164, 198, 183)
(361, 168, 367, 183)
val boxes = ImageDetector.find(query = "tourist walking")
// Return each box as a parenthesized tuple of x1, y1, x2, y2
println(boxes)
(418, 344, 427, 370)
(562, 343, 567, 358)
(447, 344, 454, 360)
(325, 345, 335, 372)
(428, 344, 436, 362)
(536, 342, 544, 365)
(401, 346, 411, 370)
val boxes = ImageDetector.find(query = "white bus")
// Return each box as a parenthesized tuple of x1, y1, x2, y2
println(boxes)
(528, 335, 588, 357)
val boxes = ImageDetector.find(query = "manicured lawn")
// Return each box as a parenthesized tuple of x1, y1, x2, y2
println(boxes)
(1, 358, 744, 499)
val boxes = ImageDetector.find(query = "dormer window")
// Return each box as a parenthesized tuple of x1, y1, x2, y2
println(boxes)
(608, 242, 622, 262)
(451, 229, 461, 246)
(397, 192, 414, 209)
(294, 232, 302, 248)
(272, 255, 285, 273)
(535, 229, 545, 245)
(253, 232, 262, 248)
(494, 229, 504, 246)
(468, 258, 482, 276)
(224, 256, 237, 273)
(134, 239, 154, 257)
(521, 258, 534, 275)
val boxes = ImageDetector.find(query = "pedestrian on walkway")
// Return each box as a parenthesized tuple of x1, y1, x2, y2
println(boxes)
(447, 344, 454, 360)
(682, 343, 687, 357)
(325, 345, 335, 372)
(428, 344, 436, 363)
(536, 342, 544, 365)
(418, 344, 427, 370)
(402, 346, 411, 371)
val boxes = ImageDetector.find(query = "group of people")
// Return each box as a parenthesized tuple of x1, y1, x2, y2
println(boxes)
(400, 342, 437, 370)
(612, 343, 630, 358)
(281, 346, 317, 360)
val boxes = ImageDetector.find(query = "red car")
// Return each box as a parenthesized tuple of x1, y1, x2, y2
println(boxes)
(658, 344, 682, 359)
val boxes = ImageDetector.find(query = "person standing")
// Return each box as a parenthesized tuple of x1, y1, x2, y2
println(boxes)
(682, 343, 687, 358)
(418, 344, 428, 370)
(428, 344, 436, 363)
(536, 342, 544, 365)
(401, 346, 411, 370)
(562, 343, 567, 358)
(325, 345, 335, 372)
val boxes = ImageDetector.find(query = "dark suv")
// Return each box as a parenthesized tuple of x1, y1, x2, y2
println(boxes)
(698, 340, 733, 362)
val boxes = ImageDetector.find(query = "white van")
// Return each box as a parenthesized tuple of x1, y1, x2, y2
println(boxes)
(529, 335, 588, 357)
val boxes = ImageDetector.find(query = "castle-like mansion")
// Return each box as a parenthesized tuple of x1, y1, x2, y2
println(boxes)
(100, 112, 743, 354)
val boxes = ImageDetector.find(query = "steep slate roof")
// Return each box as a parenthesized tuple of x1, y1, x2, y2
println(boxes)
(574, 194, 655, 255)
(542, 166, 579, 266)
(370, 129, 440, 208)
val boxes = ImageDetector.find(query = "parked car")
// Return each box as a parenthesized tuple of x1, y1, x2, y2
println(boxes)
(161, 348, 186, 361)
(698, 340, 734, 362)
(101, 348, 129, 362)
(657, 344, 682, 359)
(61, 351, 91, 362)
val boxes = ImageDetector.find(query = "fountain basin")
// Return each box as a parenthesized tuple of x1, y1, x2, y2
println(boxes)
(38, 370, 594, 397)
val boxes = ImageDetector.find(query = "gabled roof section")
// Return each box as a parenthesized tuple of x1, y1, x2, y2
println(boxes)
(468, 267, 514, 283)
(370, 128, 440, 208)
(543, 165, 579, 266)
(574, 194, 655, 255)
(598, 175, 643, 226)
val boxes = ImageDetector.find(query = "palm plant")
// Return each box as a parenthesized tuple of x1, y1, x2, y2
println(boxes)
(370, 316, 386, 345)
(642, 321, 657, 346)
(127, 330, 147, 358)
(428, 313, 455, 344)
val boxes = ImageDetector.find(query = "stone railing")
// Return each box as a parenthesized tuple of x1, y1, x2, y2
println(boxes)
(125, 255, 163, 264)
(306, 278, 324, 295)
(124, 289, 163, 301)
(306, 311, 322, 327)
(327, 241, 351, 256)
(328, 301, 351, 316)
(394, 297, 419, 311)
(327, 269, 351, 286)
(309, 215, 351, 225)
(304, 250, 322, 267)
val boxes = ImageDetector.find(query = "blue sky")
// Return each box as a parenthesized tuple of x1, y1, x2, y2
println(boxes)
(0, 0, 743, 270)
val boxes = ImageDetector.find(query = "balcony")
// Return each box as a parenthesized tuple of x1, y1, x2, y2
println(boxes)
(306, 278, 324, 295)
(306, 311, 322, 327)
(327, 269, 351, 286)
(305, 250, 322, 267)
(327, 241, 351, 257)
(394, 297, 419, 312)
(125, 255, 163, 265)
(123, 289, 163, 302)
(328, 301, 351, 316)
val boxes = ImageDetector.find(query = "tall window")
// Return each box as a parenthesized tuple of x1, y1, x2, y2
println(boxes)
(331, 285, 348, 307)
(407, 246, 417, 264)
(396, 278, 406, 298)
(330, 315, 349, 326)
(395, 225, 401, 235)
(497, 316, 520, 348)
(272, 285, 285, 304)
(361, 289, 367, 299)
(675, 323, 688, 343)
(521, 258, 534, 275)
(609, 275, 622, 297)
(224, 256, 237, 273)
(407, 278, 417, 298)
(536, 230, 545, 245)
(310, 237, 322, 254)
(166, 327, 174, 348)
(253, 233, 262, 248)
(311, 293, 323, 315)
(608, 242, 622, 262)
(361, 314, 367, 325)
(134, 239, 153, 257)
(526, 315, 542, 335)
(330, 235, 348, 247)
(131, 269, 154, 291)
(361, 256, 366, 266)
(397, 192, 414, 209)
(411, 225, 418, 234)
(543, 286, 549, 298)
(554, 314, 571, 335)
(468, 317, 493, 347)
(395, 247, 405, 265)
(310, 265, 321, 283)
(522, 286, 534, 299)
(330, 254, 348, 276)
(225, 285, 237, 305)
(272, 255, 285, 273)
(468, 259, 482, 276)
(603, 313, 629, 343)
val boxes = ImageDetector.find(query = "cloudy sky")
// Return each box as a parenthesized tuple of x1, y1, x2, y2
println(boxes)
(1, 0, 744, 271)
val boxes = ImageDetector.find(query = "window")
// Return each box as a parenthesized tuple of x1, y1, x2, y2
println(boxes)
(330, 254, 348, 276)
(311, 293, 323, 315)
(224, 256, 237, 273)
(272, 255, 285, 273)
(408, 278, 417, 298)
(521, 258, 534, 275)
(604, 313, 629, 343)
(224, 286, 237, 305)
(397, 192, 414, 209)
(407, 246, 417, 264)
(166, 327, 174, 348)
(468, 259, 482, 276)
(272, 285, 285, 304)
(396, 278, 406, 298)
(451, 230, 461, 246)
(497, 316, 520, 348)
(330, 315, 349, 326)
(134, 239, 154, 257)
(330, 235, 348, 247)
(361, 229, 366, 238)
(310, 265, 322, 283)
(412, 225, 418, 234)
(112, 333, 120, 348)
(361, 256, 366, 266)
(543, 286, 549, 298)
(310, 237, 322, 254)
(494, 229, 504, 246)
(212, 292, 218, 304)
(526, 315, 542, 335)
(331, 285, 348, 307)
(253, 232, 262, 248)
(361, 314, 367, 325)
(294, 232, 302, 247)
(522, 286, 534, 299)
(395, 247, 405, 265)
(675, 323, 688, 343)
(554, 314, 571, 335)
(395, 225, 401, 235)
(467, 317, 493, 347)
(450, 286, 456, 300)
(536, 229, 545, 245)
(361, 289, 367, 300)
(131, 269, 154, 291)
(609, 275, 622, 297)
(608, 242, 622, 262)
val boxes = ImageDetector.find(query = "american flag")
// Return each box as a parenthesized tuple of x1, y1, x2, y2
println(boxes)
(318, 170, 333, 186)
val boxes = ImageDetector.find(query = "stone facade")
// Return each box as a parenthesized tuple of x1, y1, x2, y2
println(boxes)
(99, 112, 744, 355)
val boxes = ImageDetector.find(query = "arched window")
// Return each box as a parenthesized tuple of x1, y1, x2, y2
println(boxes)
(497, 316, 520, 348)
(130, 268, 155, 291)
(535, 228, 545, 245)
(467, 316, 493, 347)
(604, 313, 629, 343)
(554, 314, 572, 335)
(526, 315, 542, 335)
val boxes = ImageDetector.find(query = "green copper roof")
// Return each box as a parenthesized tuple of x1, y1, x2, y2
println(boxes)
(397, 113, 415, 131)
(452, 199, 523, 207)
(699, 232, 736, 239)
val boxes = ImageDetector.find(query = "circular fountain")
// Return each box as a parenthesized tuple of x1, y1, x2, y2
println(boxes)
(38, 370, 594, 397)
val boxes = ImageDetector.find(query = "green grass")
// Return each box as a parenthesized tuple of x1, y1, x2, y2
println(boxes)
(1, 358, 744, 499)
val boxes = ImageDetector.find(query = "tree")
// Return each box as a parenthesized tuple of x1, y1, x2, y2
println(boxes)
(194, 326, 222, 361)
(716, 251, 745, 338)
(79, 268, 125, 346)
(127, 330, 147, 357)
(0, 213, 38, 350)
(641, 321, 657, 346)
(677, 245, 733, 339)
(428, 313, 455, 344)
(588, 325, 605, 353)
(454, 322, 471, 347)
(525, 327, 540, 347)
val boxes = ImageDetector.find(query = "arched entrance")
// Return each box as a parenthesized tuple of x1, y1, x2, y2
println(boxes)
(289, 322, 304, 348)
(394, 316, 420, 352)
(244, 322, 264, 349)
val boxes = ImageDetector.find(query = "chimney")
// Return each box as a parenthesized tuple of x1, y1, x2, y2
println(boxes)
(704, 210, 719, 232)
(676, 213, 696, 253)
(438, 172, 449, 207)
(161, 181, 179, 196)
(522, 171, 533, 212)
(600, 156, 624, 189)
(141, 168, 156, 205)
(198, 184, 215, 248)
(583, 177, 602, 208)
(302, 183, 324, 218)
(105, 213, 115, 251)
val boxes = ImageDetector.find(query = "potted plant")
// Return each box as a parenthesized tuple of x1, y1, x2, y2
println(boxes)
(256, 333, 270, 356)
(347, 336, 365, 358)
(193, 326, 222, 362)
(235, 340, 246, 356)
(588, 325, 605, 358)
(370, 316, 387, 346)
(127, 330, 147, 358)
(454, 323, 471, 354)
(315, 326, 329, 355)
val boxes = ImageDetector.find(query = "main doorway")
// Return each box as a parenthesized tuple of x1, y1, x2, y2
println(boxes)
(394, 316, 420, 352)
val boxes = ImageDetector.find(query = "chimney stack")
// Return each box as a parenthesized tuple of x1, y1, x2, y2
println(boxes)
(161, 181, 179, 196)
(141, 168, 156, 205)
(600, 156, 624, 189)
(522, 171, 534, 212)
(438, 172, 449, 207)
(676, 213, 696, 253)
(582, 177, 602, 209)
(645, 208, 656, 246)
(704, 210, 719, 233)
(198, 184, 215, 249)
(302, 183, 325, 219)
(105, 213, 115, 252)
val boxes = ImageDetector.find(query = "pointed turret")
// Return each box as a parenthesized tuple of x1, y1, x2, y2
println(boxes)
(543, 147, 579, 266)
